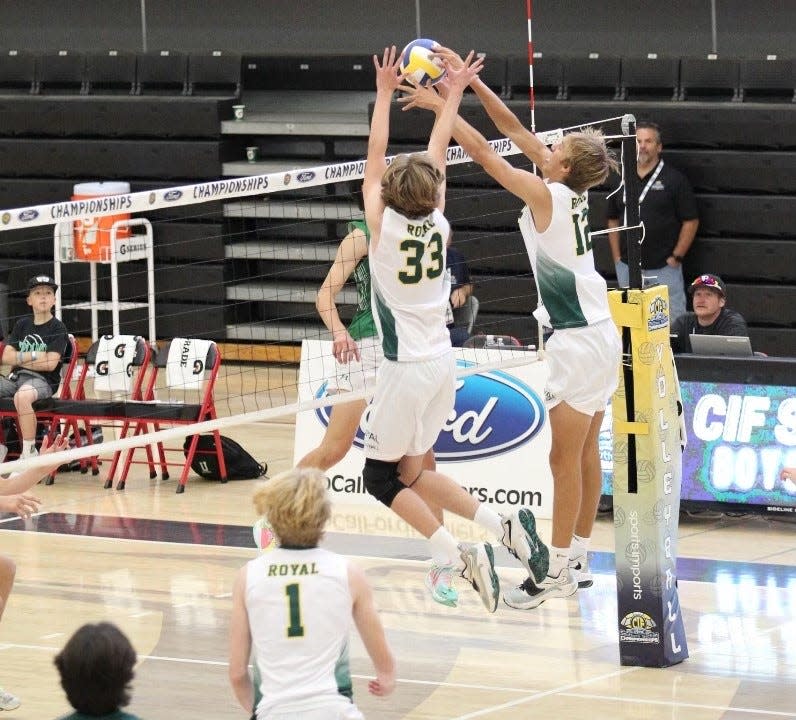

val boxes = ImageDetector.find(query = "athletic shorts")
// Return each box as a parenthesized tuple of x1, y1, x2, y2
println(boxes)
(363, 351, 455, 460)
(326, 335, 383, 394)
(0, 369, 53, 400)
(544, 319, 621, 416)
(260, 698, 364, 720)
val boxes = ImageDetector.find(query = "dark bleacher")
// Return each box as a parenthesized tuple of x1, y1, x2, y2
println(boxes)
(0, 50, 238, 340)
(1, 50, 794, 354)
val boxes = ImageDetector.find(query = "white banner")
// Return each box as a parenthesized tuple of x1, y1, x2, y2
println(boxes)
(295, 339, 556, 516)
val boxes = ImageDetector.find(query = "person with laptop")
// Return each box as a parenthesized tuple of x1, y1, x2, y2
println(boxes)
(670, 273, 750, 354)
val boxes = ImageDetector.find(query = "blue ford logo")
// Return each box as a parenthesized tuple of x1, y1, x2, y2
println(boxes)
(313, 361, 545, 461)
(163, 190, 183, 201)
(297, 171, 315, 183)
(18, 209, 39, 222)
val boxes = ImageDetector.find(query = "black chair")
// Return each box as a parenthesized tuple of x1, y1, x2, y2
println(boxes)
(37, 51, 86, 94)
(243, 55, 375, 91)
(678, 56, 740, 101)
(506, 53, 563, 100)
(563, 55, 622, 100)
(187, 52, 241, 97)
(620, 55, 680, 101)
(85, 51, 136, 95)
(739, 57, 795, 103)
(0, 50, 37, 93)
(136, 51, 188, 95)
(476, 53, 506, 96)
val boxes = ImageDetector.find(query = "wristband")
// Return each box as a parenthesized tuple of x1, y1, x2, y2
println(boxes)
(31, 351, 37, 362)
(672, 253, 684, 263)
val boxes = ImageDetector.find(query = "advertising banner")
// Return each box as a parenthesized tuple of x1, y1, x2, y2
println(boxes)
(294, 340, 556, 516)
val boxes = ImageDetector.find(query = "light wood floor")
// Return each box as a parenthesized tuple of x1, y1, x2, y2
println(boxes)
(1, 364, 795, 719)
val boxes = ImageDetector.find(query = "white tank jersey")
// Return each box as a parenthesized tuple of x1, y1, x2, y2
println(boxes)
(519, 181, 612, 329)
(246, 546, 354, 716)
(369, 206, 451, 361)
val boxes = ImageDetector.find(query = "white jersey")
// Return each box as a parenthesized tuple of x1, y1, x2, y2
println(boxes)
(370, 206, 451, 361)
(519, 182, 612, 330)
(246, 547, 354, 717)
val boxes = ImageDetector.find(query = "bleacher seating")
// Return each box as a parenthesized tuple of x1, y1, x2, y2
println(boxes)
(37, 51, 86, 94)
(0, 49, 793, 355)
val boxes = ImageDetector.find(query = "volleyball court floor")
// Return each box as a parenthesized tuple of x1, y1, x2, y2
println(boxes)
(1, 400, 795, 718)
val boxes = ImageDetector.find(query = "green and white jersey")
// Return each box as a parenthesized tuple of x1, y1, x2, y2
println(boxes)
(246, 547, 353, 717)
(345, 220, 377, 342)
(370, 206, 451, 361)
(519, 181, 612, 330)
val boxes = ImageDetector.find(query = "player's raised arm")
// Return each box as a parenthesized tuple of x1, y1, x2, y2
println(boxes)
(364, 46, 403, 235)
(424, 51, 483, 175)
(434, 45, 552, 170)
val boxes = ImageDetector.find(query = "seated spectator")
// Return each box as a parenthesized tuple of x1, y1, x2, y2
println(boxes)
(53, 621, 140, 719)
(446, 234, 475, 347)
(0, 275, 69, 458)
(670, 274, 749, 353)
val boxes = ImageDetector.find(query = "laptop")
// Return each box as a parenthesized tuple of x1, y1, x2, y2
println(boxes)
(689, 334, 754, 357)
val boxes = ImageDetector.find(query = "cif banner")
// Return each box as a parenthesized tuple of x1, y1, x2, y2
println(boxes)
(294, 339, 555, 516)
(608, 287, 688, 668)
(601, 381, 796, 513)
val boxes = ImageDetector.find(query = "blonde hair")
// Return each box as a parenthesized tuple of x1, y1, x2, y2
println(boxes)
(252, 467, 330, 547)
(562, 128, 619, 195)
(380, 153, 443, 219)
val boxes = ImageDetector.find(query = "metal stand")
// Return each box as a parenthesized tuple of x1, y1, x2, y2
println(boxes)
(54, 218, 156, 344)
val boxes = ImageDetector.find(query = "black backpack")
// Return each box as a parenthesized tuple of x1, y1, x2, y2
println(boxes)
(183, 434, 267, 481)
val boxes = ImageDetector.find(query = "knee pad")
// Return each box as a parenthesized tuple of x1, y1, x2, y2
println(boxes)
(363, 458, 403, 507)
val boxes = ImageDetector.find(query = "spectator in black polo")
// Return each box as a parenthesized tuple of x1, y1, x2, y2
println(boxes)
(670, 274, 749, 353)
(607, 120, 699, 321)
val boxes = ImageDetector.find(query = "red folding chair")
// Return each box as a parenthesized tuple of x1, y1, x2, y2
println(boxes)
(117, 338, 225, 493)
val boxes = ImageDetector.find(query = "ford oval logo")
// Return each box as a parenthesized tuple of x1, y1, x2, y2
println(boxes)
(297, 171, 315, 183)
(163, 190, 183, 201)
(313, 360, 545, 461)
(18, 209, 39, 222)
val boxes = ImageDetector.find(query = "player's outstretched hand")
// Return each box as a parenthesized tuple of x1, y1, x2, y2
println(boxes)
(368, 670, 396, 697)
(782, 467, 795, 482)
(40, 434, 69, 456)
(373, 46, 404, 95)
(0, 492, 41, 519)
(443, 50, 483, 93)
(431, 45, 466, 70)
(398, 81, 444, 113)
(332, 329, 361, 364)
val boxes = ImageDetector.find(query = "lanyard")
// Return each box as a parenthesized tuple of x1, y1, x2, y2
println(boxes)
(639, 160, 664, 205)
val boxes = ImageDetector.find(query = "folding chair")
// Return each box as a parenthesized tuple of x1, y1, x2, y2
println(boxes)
(118, 338, 224, 493)
(562, 55, 622, 100)
(46, 335, 152, 484)
(679, 56, 740, 101)
(0, 334, 78, 476)
(506, 53, 564, 100)
(37, 51, 86, 94)
(739, 57, 795, 103)
(0, 50, 38, 94)
(620, 55, 680, 101)
(85, 51, 137, 95)
(135, 51, 188, 95)
(187, 51, 241, 97)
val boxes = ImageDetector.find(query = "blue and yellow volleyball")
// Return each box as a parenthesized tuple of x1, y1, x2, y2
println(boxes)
(400, 38, 446, 86)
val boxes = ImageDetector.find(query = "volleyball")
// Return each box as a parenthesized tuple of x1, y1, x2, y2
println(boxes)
(252, 517, 277, 552)
(400, 38, 446, 86)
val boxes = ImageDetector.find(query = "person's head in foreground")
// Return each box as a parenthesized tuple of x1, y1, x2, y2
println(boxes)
(380, 153, 444, 219)
(253, 467, 330, 548)
(548, 128, 618, 195)
(54, 622, 136, 716)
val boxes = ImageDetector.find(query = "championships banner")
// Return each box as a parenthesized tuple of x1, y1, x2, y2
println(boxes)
(294, 340, 556, 516)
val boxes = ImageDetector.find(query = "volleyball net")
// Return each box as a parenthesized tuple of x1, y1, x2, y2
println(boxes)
(0, 113, 636, 479)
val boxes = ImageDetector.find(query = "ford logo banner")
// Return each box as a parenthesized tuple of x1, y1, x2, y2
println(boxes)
(314, 361, 545, 462)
